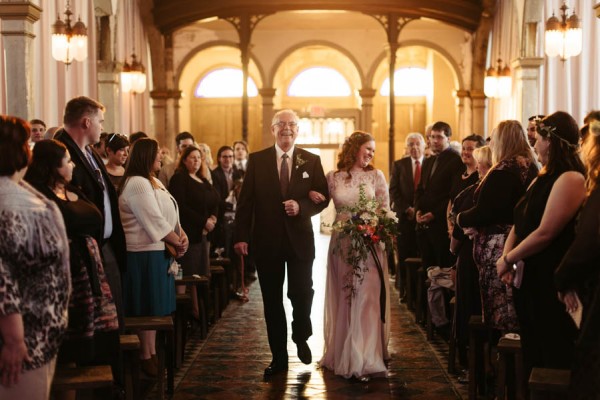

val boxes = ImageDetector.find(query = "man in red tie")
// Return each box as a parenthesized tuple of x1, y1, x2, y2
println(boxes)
(389, 132, 426, 304)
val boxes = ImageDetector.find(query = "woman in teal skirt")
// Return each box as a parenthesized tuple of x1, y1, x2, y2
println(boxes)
(118, 138, 189, 376)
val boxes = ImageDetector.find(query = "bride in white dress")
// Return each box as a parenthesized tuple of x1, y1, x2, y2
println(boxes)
(314, 131, 391, 380)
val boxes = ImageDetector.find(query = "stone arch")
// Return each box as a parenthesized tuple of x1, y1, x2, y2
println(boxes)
(268, 40, 366, 89)
(175, 40, 266, 91)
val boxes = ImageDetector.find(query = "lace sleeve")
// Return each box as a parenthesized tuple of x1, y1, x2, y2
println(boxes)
(326, 171, 336, 198)
(375, 170, 390, 210)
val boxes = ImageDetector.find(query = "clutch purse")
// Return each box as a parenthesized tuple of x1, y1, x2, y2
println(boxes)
(165, 243, 178, 259)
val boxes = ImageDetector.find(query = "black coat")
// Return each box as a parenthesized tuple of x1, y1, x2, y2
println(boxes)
(389, 157, 418, 222)
(234, 146, 329, 261)
(54, 129, 127, 271)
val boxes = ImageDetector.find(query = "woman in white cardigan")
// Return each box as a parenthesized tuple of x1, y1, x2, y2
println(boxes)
(119, 138, 188, 377)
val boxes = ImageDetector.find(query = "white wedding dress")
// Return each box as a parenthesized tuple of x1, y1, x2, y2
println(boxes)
(319, 169, 391, 379)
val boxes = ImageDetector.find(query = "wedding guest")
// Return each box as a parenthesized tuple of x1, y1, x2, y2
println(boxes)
(211, 146, 236, 257)
(105, 133, 130, 190)
(169, 145, 219, 318)
(158, 131, 195, 188)
(197, 143, 214, 183)
(0, 116, 70, 399)
(450, 145, 491, 380)
(233, 140, 249, 175)
(457, 120, 538, 332)
(526, 115, 545, 147)
(29, 118, 46, 145)
(128, 131, 148, 148)
(496, 111, 585, 381)
(25, 139, 120, 380)
(119, 138, 188, 376)
(554, 118, 600, 399)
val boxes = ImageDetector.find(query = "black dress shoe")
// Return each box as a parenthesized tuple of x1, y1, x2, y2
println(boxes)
(296, 341, 312, 364)
(264, 361, 288, 376)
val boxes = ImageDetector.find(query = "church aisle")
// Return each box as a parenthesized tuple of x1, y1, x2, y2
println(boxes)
(171, 231, 462, 399)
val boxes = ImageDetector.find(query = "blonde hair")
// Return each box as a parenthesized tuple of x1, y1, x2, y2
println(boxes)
(473, 145, 492, 168)
(490, 120, 535, 165)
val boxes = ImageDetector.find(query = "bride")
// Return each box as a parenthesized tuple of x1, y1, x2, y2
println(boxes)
(313, 131, 391, 380)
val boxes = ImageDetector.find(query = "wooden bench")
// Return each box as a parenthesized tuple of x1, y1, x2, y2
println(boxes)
(497, 336, 526, 400)
(120, 334, 141, 400)
(210, 265, 227, 320)
(415, 267, 428, 325)
(124, 316, 174, 399)
(405, 257, 422, 312)
(52, 365, 113, 399)
(468, 315, 488, 399)
(174, 293, 192, 368)
(447, 296, 457, 374)
(175, 275, 210, 339)
(529, 368, 570, 400)
(211, 257, 234, 302)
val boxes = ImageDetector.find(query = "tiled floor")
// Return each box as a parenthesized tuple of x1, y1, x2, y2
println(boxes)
(168, 226, 465, 399)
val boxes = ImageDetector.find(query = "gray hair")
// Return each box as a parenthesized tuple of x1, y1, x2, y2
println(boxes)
(272, 109, 299, 126)
(405, 132, 425, 146)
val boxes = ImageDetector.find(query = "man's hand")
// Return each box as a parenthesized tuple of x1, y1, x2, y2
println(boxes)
(308, 191, 326, 204)
(406, 207, 415, 221)
(283, 200, 300, 216)
(234, 242, 249, 256)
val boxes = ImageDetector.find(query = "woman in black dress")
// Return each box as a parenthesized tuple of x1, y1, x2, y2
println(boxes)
(554, 117, 600, 399)
(104, 133, 129, 190)
(25, 140, 119, 377)
(169, 145, 220, 318)
(497, 111, 585, 380)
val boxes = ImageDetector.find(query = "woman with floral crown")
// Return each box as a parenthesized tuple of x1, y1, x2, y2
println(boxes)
(316, 131, 394, 380)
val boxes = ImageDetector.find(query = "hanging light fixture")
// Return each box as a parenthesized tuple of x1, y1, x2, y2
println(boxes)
(51, 0, 88, 65)
(121, 53, 146, 94)
(120, 1, 147, 94)
(545, 2, 582, 61)
(484, 57, 511, 99)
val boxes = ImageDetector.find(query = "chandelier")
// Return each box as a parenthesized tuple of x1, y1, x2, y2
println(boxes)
(51, 0, 88, 65)
(484, 57, 511, 99)
(545, 2, 582, 61)
(121, 53, 147, 94)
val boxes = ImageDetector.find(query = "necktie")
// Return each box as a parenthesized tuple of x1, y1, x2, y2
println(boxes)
(414, 159, 421, 190)
(280, 153, 289, 197)
(86, 148, 105, 191)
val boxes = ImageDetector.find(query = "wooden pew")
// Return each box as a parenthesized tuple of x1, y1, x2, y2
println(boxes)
(468, 315, 488, 399)
(52, 365, 113, 399)
(174, 293, 192, 368)
(497, 336, 526, 400)
(120, 334, 141, 400)
(124, 316, 174, 399)
(405, 257, 422, 312)
(175, 275, 210, 339)
(529, 368, 570, 400)
(210, 265, 227, 320)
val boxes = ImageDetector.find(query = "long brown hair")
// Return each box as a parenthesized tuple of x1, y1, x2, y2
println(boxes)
(336, 131, 375, 178)
(490, 120, 536, 165)
(583, 121, 600, 195)
(120, 137, 159, 194)
(536, 111, 584, 176)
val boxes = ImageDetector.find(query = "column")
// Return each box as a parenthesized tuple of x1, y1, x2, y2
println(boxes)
(387, 42, 398, 173)
(96, 15, 120, 133)
(239, 15, 251, 142)
(150, 89, 181, 149)
(512, 57, 544, 125)
(259, 87, 276, 148)
(0, 2, 41, 119)
(470, 90, 487, 136)
(454, 89, 471, 138)
(358, 88, 376, 134)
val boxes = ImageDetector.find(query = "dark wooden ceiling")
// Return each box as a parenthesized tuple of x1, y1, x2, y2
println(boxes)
(152, 0, 484, 33)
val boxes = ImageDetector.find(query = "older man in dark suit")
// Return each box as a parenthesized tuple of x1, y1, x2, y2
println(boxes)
(234, 109, 329, 376)
(389, 132, 426, 302)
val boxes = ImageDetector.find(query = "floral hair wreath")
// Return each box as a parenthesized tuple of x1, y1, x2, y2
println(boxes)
(590, 120, 600, 137)
(536, 121, 579, 150)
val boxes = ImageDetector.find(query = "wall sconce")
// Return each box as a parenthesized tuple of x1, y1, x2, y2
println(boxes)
(545, 2, 582, 61)
(484, 57, 511, 99)
(51, 0, 88, 65)
(121, 53, 147, 94)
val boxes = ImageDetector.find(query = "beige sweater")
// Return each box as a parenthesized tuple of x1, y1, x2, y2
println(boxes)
(119, 176, 179, 252)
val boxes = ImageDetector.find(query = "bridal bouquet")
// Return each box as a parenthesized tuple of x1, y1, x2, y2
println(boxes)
(330, 184, 398, 296)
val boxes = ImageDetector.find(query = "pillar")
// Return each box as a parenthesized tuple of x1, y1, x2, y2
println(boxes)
(387, 42, 398, 173)
(470, 90, 487, 135)
(96, 15, 120, 133)
(150, 89, 181, 149)
(512, 57, 544, 126)
(455, 89, 471, 137)
(259, 87, 276, 148)
(358, 88, 376, 134)
(0, 2, 41, 119)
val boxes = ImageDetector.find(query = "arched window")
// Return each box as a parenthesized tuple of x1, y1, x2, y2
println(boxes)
(195, 68, 258, 98)
(380, 67, 431, 96)
(288, 67, 351, 97)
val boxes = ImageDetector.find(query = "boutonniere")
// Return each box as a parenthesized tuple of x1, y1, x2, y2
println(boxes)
(295, 154, 307, 169)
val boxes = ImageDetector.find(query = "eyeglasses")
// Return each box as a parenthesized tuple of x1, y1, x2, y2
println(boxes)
(273, 121, 298, 129)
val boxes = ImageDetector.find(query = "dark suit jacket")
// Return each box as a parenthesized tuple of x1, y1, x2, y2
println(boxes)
(211, 167, 230, 201)
(234, 146, 329, 261)
(54, 129, 127, 271)
(389, 157, 418, 222)
(415, 147, 464, 226)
